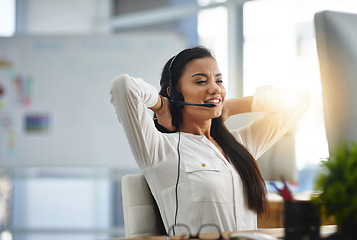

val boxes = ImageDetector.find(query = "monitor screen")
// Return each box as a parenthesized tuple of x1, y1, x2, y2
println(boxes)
(315, 10, 357, 152)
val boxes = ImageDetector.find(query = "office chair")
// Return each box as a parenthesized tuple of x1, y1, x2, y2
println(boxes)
(121, 174, 166, 238)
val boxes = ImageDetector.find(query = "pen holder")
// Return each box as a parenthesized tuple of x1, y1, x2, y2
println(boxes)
(284, 200, 320, 240)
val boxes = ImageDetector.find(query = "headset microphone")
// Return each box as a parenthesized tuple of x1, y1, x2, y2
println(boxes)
(168, 54, 216, 109)
(169, 50, 215, 232)
(170, 100, 215, 108)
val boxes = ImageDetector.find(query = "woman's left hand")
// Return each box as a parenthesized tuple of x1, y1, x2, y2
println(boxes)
(221, 97, 254, 122)
(221, 99, 232, 122)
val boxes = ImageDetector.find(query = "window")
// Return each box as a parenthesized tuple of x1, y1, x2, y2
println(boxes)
(243, 0, 357, 188)
(198, 0, 357, 189)
(198, 5, 228, 94)
(0, 0, 15, 36)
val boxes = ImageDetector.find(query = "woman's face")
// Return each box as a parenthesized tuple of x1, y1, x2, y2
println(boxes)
(178, 57, 226, 120)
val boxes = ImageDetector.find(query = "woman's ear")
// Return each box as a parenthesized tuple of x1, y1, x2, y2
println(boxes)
(167, 87, 170, 97)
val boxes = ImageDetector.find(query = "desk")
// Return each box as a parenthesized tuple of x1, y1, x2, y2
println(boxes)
(115, 225, 337, 240)
(258, 192, 335, 228)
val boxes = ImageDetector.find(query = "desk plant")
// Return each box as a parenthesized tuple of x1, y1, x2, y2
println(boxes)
(315, 141, 357, 239)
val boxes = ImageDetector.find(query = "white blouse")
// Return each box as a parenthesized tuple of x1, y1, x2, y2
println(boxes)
(110, 74, 309, 234)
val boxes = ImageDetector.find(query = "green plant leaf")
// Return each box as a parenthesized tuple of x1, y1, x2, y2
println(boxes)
(314, 141, 357, 225)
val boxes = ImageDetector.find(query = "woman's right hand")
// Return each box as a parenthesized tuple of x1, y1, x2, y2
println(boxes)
(158, 97, 176, 131)
(152, 96, 176, 132)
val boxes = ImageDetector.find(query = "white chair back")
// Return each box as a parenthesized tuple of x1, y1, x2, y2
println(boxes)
(121, 174, 166, 238)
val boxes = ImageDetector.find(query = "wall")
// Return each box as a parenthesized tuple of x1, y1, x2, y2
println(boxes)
(0, 34, 185, 168)
(1, 1, 189, 239)
(16, 0, 112, 34)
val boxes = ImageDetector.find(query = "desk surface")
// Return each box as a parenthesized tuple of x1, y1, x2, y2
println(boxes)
(116, 225, 337, 240)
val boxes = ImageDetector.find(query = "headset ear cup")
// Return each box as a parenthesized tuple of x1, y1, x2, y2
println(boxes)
(171, 90, 185, 109)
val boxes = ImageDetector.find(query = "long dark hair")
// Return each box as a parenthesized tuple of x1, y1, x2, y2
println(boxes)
(155, 46, 267, 214)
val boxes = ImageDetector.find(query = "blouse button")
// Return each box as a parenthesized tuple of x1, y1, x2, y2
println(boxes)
(202, 163, 206, 167)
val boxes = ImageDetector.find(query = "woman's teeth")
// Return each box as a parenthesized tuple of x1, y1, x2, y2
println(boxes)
(205, 99, 220, 103)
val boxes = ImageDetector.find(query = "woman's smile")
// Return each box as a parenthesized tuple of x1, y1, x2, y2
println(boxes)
(204, 97, 222, 105)
(178, 57, 226, 119)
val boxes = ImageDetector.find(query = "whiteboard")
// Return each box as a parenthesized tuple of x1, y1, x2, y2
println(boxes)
(0, 33, 186, 167)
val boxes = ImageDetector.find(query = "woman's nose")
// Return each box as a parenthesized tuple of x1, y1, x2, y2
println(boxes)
(207, 81, 221, 94)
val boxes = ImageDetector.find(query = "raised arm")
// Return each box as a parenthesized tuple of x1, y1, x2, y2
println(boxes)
(110, 74, 174, 169)
(221, 96, 254, 122)
(232, 86, 310, 160)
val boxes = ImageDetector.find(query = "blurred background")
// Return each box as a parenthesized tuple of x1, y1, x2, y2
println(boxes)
(0, 0, 357, 239)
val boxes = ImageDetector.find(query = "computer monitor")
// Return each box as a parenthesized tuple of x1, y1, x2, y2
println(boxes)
(315, 10, 357, 152)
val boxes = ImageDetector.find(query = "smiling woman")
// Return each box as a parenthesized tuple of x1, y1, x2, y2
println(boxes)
(178, 57, 225, 124)
(110, 45, 310, 235)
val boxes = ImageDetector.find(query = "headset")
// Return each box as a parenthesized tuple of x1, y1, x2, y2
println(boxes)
(168, 54, 215, 109)
(168, 53, 215, 232)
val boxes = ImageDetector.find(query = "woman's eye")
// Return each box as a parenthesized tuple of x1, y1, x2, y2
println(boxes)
(216, 79, 223, 84)
(196, 80, 207, 84)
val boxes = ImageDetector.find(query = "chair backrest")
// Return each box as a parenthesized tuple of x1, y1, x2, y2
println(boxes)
(121, 174, 166, 238)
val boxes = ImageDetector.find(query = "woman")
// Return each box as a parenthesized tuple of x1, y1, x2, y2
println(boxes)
(110, 46, 309, 234)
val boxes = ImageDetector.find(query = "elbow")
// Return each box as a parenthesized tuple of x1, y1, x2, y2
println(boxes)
(111, 74, 131, 94)
(110, 74, 131, 103)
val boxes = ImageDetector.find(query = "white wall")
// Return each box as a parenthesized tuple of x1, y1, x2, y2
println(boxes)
(5, 2, 187, 239)
(16, 0, 111, 34)
(0, 34, 185, 168)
